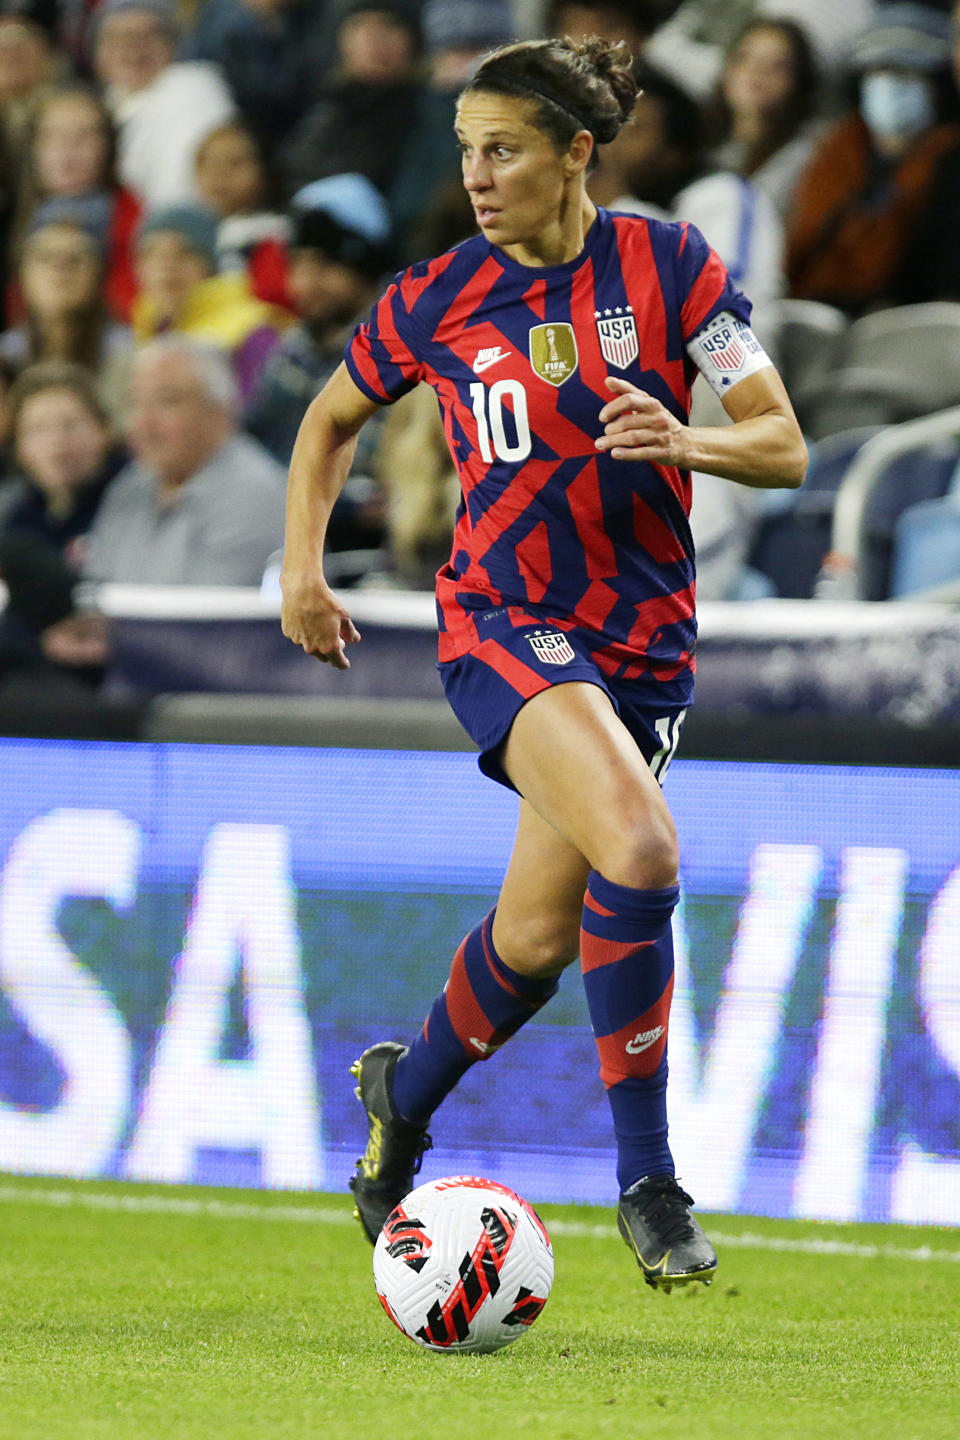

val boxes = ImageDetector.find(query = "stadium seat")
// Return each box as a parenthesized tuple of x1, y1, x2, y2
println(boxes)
(890, 485, 960, 598)
(790, 303, 960, 440)
(793, 367, 923, 441)
(772, 297, 847, 400)
(749, 427, 880, 597)
(731, 565, 777, 601)
(857, 444, 960, 599)
(840, 303, 960, 413)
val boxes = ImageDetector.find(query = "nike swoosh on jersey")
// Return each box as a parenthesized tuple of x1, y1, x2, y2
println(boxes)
(473, 347, 511, 373)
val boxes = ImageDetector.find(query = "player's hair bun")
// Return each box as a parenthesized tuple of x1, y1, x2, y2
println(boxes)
(573, 36, 639, 141)
(463, 36, 640, 153)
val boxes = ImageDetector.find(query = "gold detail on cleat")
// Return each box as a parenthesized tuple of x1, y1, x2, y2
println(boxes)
(349, 1060, 361, 1079)
(650, 1266, 716, 1293)
(618, 1213, 717, 1293)
(358, 1116, 384, 1179)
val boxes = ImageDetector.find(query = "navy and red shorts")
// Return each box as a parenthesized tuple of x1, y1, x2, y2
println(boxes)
(439, 605, 692, 792)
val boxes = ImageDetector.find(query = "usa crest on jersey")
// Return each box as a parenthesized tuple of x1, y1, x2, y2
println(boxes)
(595, 306, 638, 369)
(526, 629, 576, 665)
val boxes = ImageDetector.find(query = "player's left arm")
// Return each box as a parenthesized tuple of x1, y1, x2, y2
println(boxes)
(594, 369, 808, 490)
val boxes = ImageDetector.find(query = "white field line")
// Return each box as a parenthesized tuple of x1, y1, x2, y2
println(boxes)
(0, 1183, 958, 1264)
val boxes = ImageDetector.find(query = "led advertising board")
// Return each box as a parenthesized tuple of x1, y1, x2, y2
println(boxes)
(0, 741, 957, 1224)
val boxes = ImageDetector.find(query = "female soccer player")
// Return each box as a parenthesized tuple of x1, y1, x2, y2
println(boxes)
(280, 36, 807, 1293)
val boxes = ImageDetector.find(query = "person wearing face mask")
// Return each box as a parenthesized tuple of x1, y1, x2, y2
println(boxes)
(785, 4, 959, 314)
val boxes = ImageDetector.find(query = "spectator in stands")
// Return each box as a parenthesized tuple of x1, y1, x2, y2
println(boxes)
(0, 352, 16, 476)
(187, 0, 322, 158)
(0, 0, 58, 162)
(0, 199, 133, 420)
(278, 2, 424, 201)
(894, 0, 960, 302)
(376, 384, 460, 589)
(546, 0, 668, 52)
(403, 172, 477, 265)
(589, 59, 784, 350)
(707, 18, 823, 220)
(0, 359, 122, 688)
(132, 203, 289, 401)
(645, 0, 876, 100)
(786, 4, 959, 314)
(0, 525, 110, 692)
(93, 0, 235, 210)
(0, 2, 52, 302)
(0, 362, 124, 568)
(193, 120, 291, 308)
(14, 84, 142, 321)
(390, 0, 515, 251)
(84, 335, 286, 584)
(243, 174, 390, 567)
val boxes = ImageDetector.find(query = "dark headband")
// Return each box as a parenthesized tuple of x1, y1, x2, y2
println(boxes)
(493, 76, 594, 134)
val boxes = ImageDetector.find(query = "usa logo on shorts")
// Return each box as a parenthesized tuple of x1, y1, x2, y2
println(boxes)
(527, 630, 576, 665)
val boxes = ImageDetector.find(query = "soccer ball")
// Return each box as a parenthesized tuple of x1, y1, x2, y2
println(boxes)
(372, 1175, 554, 1354)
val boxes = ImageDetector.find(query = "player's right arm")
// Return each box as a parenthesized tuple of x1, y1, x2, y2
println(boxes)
(280, 363, 383, 670)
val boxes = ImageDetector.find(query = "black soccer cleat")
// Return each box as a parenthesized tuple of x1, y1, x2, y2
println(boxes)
(348, 1041, 432, 1244)
(617, 1174, 718, 1293)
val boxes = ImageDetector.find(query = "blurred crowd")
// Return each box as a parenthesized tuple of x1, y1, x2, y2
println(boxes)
(1, 0, 960, 694)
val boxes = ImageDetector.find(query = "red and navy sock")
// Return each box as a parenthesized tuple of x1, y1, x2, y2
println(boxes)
(391, 910, 559, 1125)
(580, 872, 679, 1192)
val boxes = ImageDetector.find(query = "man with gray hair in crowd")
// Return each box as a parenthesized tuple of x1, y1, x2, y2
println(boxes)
(84, 336, 286, 585)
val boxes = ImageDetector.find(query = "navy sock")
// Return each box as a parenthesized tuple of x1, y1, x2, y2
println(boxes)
(392, 910, 559, 1125)
(580, 872, 679, 1190)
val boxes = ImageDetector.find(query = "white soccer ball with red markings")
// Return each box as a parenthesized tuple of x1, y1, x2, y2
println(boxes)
(372, 1175, 554, 1354)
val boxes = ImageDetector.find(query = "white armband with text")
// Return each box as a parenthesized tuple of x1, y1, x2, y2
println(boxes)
(686, 311, 772, 399)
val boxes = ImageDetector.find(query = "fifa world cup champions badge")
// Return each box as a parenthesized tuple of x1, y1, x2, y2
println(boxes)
(529, 323, 578, 386)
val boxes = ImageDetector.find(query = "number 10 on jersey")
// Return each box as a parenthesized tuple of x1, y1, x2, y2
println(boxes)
(470, 380, 533, 463)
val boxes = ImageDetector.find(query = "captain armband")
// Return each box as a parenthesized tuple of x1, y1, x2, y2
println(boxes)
(686, 311, 772, 400)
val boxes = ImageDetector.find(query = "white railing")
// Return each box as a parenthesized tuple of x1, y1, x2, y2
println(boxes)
(829, 406, 960, 597)
(70, 585, 960, 639)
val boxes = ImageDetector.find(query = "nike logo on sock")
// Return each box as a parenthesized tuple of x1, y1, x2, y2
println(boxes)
(469, 1037, 500, 1055)
(625, 1025, 665, 1055)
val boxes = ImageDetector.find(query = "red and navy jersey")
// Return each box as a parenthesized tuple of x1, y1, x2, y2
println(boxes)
(345, 205, 750, 681)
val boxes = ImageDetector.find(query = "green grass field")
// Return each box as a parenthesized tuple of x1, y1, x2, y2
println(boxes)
(1, 1174, 958, 1440)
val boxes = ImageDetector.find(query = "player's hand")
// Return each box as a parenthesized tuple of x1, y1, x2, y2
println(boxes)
(280, 571, 361, 670)
(595, 377, 689, 466)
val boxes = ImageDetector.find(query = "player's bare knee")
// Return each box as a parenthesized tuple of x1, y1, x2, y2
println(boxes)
(495, 913, 581, 978)
(595, 813, 679, 892)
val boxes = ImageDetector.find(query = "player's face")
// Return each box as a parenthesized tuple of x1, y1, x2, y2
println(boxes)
(456, 93, 577, 250)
